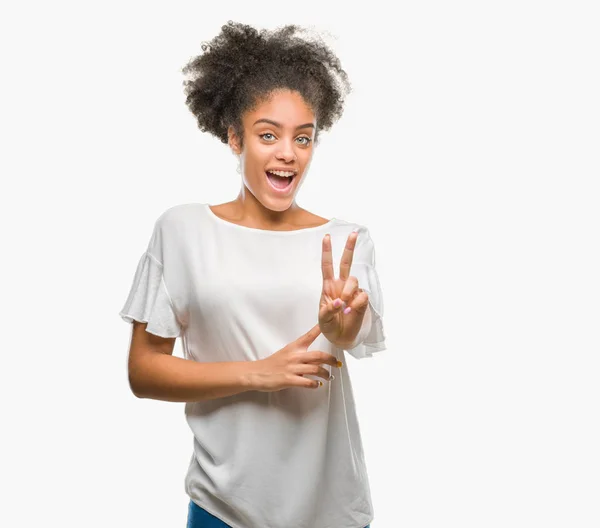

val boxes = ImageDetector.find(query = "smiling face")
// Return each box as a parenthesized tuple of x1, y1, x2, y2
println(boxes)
(228, 89, 317, 212)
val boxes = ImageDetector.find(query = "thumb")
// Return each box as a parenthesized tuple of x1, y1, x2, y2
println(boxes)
(319, 298, 345, 324)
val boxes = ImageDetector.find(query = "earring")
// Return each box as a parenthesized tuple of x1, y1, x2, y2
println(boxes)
(236, 156, 241, 174)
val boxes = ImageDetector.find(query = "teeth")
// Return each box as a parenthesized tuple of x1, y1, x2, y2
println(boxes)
(269, 170, 295, 177)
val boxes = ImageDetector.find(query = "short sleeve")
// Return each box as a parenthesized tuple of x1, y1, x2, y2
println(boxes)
(343, 228, 387, 359)
(119, 215, 182, 338)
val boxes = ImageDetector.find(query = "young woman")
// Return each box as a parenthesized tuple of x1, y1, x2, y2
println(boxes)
(119, 21, 386, 528)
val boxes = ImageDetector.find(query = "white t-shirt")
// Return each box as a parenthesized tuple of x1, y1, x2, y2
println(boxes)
(119, 202, 387, 528)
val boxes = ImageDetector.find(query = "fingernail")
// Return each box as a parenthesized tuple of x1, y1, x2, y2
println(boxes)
(336, 360, 343, 368)
(334, 299, 341, 308)
(343, 306, 352, 314)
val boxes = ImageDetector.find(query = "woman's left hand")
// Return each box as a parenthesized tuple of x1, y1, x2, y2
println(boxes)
(318, 231, 370, 347)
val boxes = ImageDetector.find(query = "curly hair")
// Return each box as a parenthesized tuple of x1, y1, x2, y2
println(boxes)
(181, 21, 352, 148)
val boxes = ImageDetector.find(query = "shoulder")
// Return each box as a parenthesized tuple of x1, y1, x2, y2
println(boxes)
(330, 217, 371, 240)
(154, 202, 204, 230)
(146, 203, 204, 259)
(329, 218, 379, 264)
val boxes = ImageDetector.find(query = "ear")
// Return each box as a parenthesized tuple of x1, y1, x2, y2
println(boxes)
(228, 125, 242, 155)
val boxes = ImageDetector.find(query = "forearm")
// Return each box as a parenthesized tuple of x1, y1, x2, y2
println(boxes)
(130, 353, 258, 403)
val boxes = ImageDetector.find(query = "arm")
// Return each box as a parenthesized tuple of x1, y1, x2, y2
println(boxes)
(128, 322, 255, 402)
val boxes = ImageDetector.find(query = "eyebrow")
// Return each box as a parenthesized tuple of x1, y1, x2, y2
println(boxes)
(252, 118, 315, 130)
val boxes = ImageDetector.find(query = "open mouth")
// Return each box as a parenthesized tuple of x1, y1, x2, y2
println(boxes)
(266, 171, 295, 192)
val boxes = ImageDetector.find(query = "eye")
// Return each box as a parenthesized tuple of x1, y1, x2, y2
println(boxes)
(259, 133, 312, 146)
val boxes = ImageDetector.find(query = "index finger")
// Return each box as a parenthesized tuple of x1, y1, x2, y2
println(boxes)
(301, 323, 322, 345)
(339, 231, 358, 281)
(321, 234, 335, 282)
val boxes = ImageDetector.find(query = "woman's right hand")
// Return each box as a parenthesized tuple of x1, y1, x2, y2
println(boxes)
(252, 323, 342, 392)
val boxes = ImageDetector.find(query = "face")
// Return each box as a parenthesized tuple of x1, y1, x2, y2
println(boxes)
(228, 89, 316, 212)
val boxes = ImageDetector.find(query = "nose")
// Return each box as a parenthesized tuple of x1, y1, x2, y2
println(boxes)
(275, 141, 297, 163)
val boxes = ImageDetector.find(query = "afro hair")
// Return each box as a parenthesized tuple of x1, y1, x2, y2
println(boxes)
(181, 21, 352, 148)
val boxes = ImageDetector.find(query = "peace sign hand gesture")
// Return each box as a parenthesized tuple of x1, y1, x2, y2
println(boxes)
(318, 231, 370, 348)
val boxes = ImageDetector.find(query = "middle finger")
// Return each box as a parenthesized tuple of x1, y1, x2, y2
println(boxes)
(339, 231, 358, 281)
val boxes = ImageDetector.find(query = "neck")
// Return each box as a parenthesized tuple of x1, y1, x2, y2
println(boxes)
(231, 189, 302, 229)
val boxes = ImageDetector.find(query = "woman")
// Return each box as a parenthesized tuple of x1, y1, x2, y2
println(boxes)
(119, 21, 386, 528)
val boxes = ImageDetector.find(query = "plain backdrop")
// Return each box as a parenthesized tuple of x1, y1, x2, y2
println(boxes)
(2, 1, 599, 527)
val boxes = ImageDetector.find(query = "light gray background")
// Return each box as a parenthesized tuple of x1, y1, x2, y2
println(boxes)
(2, 1, 598, 526)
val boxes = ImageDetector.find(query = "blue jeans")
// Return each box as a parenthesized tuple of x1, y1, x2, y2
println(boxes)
(187, 499, 371, 527)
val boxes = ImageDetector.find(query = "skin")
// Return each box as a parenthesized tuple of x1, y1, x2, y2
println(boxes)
(214, 88, 325, 230)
